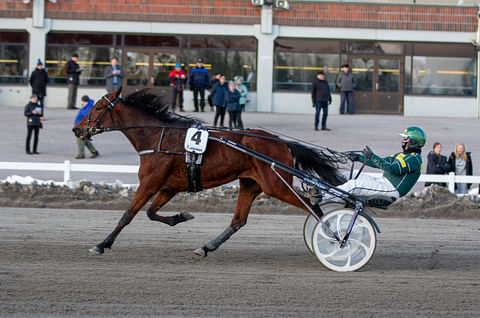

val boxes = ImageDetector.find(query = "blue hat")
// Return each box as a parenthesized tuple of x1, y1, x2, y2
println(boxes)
(37, 59, 43, 66)
(175, 63, 181, 68)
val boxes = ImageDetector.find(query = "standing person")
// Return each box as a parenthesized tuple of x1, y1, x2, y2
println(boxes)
(225, 80, 241, 129)
(425, 142, 450, 187)
(448, 143, 473, 194)
(24, 95, 42, 155)
(74, 95, 99, 159)
(336, 64, 355, 114)
(234, 75, 247, 129)
(210, 74, 227, 127)
(208, 72, 221, 112)
(104, 57, 125, 93)
(66, 53, 82, 109)
(311, 71, 332, 131)
(189, 58, 210, 112)
(168, 63, 187, 112)
(29, 59, 48, 116)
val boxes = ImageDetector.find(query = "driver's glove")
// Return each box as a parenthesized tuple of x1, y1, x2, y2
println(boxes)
(363, 146, 373, 160)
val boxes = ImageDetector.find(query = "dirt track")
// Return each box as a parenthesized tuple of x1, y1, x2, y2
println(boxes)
(1, 207, 480, 317)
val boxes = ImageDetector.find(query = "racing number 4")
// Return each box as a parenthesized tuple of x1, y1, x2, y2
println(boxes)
(191, 131, 202, 145)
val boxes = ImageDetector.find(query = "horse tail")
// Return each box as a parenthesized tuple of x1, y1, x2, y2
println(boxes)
(287, 142, 345, 186)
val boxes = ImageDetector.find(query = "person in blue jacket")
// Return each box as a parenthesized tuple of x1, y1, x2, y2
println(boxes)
(73, 95, 99, 159)
(225, 80, 242, 129)
(210, 74, 227, 127)
(189, 58, 210, 112)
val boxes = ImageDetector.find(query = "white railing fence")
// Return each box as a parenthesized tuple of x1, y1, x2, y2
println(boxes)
(0, 161, 479, 194)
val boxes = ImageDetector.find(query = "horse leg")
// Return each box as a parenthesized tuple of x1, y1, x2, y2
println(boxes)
(89, 184, 156, 255)
(146, 191, 194, 225)
(194, 178, 262, 257)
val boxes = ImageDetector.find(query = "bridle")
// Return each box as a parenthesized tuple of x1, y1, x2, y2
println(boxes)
(86, 95, 121, 135)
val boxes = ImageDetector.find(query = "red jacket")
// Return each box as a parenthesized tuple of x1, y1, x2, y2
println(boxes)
(169, 69, 187, 91)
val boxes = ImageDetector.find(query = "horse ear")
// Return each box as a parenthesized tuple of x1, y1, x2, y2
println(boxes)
(113, 86, 122, 99)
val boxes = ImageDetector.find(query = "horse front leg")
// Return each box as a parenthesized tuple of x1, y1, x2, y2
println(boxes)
(194, 178, 262, 257)
(90, 184, 156, 254)
(146, 191, 194, 226)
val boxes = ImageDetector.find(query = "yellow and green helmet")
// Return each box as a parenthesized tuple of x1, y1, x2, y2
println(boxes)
(400, 126, 426, 148)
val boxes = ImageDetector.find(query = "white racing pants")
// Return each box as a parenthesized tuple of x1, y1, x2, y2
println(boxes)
(327, 172, 400, 200)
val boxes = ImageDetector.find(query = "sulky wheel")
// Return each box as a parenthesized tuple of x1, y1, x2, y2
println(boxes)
(311, 208, 376, 272)
(303, 202, 344, 254)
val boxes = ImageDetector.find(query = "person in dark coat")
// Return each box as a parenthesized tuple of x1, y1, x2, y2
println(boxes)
(448, 143, 473, 194)
(208, 72, 221, 112)
(189, 58, 210, 112)
(336, 64, 355, 114)
(29, 59, 48, 113)
(210, 74, 227, 127)
(225, 80, 241, 129)
(24, 95, 42, 154)
(66, 53, 82, 109)
(104, 57, 125, 93)
(311, 71, 332, 131)
(425, 142, 450, 187)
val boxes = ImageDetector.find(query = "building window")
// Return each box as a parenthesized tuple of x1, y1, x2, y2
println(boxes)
(46, 46, 122, 86)
(274, 39, 341, 92)
(0, 31, 28, 85)
(274, 52, 340, 92)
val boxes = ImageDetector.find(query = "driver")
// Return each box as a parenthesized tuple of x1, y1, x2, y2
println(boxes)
(332, 126, 425, 200)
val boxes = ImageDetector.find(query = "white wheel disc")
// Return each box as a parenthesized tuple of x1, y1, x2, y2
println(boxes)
(303, 202, 344, 254)
(311, 208, 376, 272)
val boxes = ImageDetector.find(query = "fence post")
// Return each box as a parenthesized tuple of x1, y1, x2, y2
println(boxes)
(64, 160, 71, 184)
(447, 172, 455, 193)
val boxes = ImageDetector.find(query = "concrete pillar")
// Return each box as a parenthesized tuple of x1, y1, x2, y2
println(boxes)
(254, 24, 277, 112)
(25, 18, 50, 75)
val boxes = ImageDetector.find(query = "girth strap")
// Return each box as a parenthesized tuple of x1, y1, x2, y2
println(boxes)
(186, 152, 203, 193)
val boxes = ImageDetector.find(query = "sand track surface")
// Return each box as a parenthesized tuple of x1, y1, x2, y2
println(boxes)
(1, 207, 480, 317)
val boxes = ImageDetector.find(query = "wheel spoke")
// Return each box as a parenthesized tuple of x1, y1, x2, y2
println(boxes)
(347, 238, 370, 252)
(318, 244, 342, 258)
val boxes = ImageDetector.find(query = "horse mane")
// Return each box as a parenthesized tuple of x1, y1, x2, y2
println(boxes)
(287, 142, 346, 186)
(122, 89, 200, 126)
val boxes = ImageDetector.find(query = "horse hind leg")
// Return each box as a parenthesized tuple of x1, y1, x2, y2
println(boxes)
(146, 191, 194, 226)
(194, 178, 262, 257)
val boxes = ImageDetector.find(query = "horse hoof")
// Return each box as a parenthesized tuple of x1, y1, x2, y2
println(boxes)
(194, 247, 207, 257)
(89, 246, 104, 255)
(181, 212, 194, 221)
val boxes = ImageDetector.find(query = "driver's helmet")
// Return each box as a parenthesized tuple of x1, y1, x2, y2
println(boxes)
(400, 126, 426, 148)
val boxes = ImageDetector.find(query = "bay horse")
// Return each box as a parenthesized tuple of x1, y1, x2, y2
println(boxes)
(73, 88, 345, 257)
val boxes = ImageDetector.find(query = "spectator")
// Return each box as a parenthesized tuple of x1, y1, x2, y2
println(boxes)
(311, 71, 332, 131)
(208, 72, 221, 112)
(24, 95, 42, 155)
(104, 57, 125, 93)
(425, 142, 450, 187)
(336, 64, 355, 114)
(74, 95, 99, 159)
(66, 53, 82, 109)
(210, 74, 227, 127)
(448, 143, 472, 194)
(168, 63, 187, 112)
(234, 75, 247, 129)
(29, 59, 48, 116)
(189, 58, 210, 112)
(225, 80, 241, 129)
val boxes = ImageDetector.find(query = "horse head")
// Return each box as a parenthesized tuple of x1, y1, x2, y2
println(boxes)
(72, 87, 122, 139)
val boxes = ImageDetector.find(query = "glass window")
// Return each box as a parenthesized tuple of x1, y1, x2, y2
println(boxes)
(0, 32, 28, 84)
(406, 56, 475, 96)
(47, 33, 114, 46)
(274, 52, 339, 92)
(46, 46, 122, 85)
(124, 35, 180, 48)
(349, 41, 404, 55)
(275, 38, 339, 53)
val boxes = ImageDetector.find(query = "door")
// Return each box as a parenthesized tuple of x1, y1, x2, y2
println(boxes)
(123, 49, 179, 96)
(351, 56, 403, 114)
